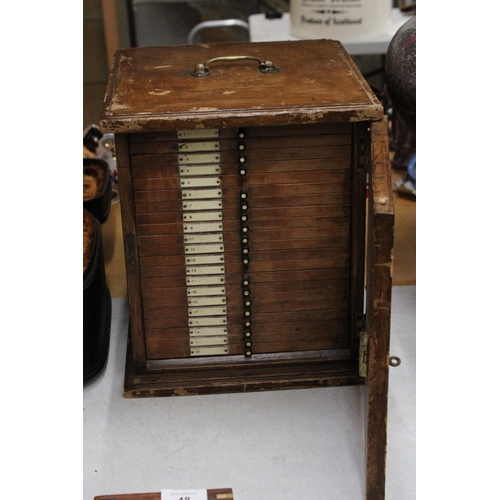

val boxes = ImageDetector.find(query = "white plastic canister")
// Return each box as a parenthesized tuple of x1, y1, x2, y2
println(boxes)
(290, 0, 392, 40)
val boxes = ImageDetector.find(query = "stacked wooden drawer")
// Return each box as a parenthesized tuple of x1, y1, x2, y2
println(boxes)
(129, 122, 353, 361)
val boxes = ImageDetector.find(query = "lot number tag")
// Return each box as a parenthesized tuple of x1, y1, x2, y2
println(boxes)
(161, 490, 208, 500)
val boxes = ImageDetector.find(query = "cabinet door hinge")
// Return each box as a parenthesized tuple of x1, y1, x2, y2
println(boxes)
(357, 135, 368, 172)
(357, 314, 368, 378)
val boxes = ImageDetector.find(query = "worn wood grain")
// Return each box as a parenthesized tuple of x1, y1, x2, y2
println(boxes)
(124, 362, 363, 398)
(134, 192, 350, 214)
(139, 274, 350, 296)
(129, 133, 352, 155)
(133, 169, 351, 192)
(144, 297, 348, 316)
(132, 158, 351, 178)
(128, 122, 351, 142)
(134, 207, 350, 227)
(100, 40, 383, 133)
(136, 219, 350, 239)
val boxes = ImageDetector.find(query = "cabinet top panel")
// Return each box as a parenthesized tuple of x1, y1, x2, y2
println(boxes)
(100, 40, 384, 133)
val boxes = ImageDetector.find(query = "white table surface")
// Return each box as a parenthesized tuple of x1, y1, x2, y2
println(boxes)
(249, 9, 412, 55)
(83, 286, 416, 500)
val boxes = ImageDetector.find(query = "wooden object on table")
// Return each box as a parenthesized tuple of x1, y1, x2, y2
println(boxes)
(101, 39, 394, 500)
(95, 489, 234, 500)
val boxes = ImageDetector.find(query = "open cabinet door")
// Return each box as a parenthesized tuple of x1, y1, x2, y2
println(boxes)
(365, 118, 395, 500)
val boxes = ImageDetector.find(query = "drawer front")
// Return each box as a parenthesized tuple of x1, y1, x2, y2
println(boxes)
(130, 123, 353, 360)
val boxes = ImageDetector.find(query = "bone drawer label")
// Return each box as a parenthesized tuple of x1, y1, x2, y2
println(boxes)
(188, 306, 227, 317)
(186, 275, 225, 286)
(184, 233, 224, 244)
(178, 153, 220, 164)
(178, 129, 218, 139)
(188, 316, 227, 327)
(187, 286, 226, 297)
(190, 346, 228, 356)
(183, 222, 224, 233)
(179, 165, 221, 176)
(183, 200, 223, 211)
(185, 243, 225, 254)
(185, 254, 225, 266)
(182, 188, 222, 200)
(190, 326, 228, 337)
(190, 336, 227, 347)
(183, 211, 223, 222)
(186, 265, 225, 276)
(178, 141, 219, 152)
(180, 177, 221, 188)
(187, 295, 226, 307)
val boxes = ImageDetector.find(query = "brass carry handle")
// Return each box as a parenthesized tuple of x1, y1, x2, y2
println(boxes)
(190, 55, 280, 77)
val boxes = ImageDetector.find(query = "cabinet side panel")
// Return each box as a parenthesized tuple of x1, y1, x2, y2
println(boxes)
(365, 118, 395, 500)
(115, 133, 147, 371)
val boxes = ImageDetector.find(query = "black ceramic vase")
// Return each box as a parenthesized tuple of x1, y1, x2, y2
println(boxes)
(385, 16, 416, 132)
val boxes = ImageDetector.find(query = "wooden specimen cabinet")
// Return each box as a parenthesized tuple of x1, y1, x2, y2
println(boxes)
(101, 40, 394, 500)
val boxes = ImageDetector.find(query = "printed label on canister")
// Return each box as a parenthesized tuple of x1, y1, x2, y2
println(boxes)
(290, 0, 392, 40)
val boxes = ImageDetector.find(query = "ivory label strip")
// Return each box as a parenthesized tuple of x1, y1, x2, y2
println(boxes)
(183, 211, 223, 222)
(186, 265, 226, 276)
(188, 306, 227, 317)
(186, 275, 225, 286)
(178, 153, 220, 164)
(190, 346, 228, 356)
(190, 326, 228, 337)
(180, 177, 221, 188)
(178, 129, 218, 139)
(188, 316, 227, 327)
(184, 243, 225, 254)
(187, 286, 226, 297)
(182, 200, 223, 211)
(179, 165, 221, 176)
(183, 222, 224, 233)
(185, 254, 225, 266)
(182, 188, 222, 200)
(184, 233, 224, 244)
(190, 336, 228, 347)
(187, 296, 226, 307)
(178, 141, 220, 152)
